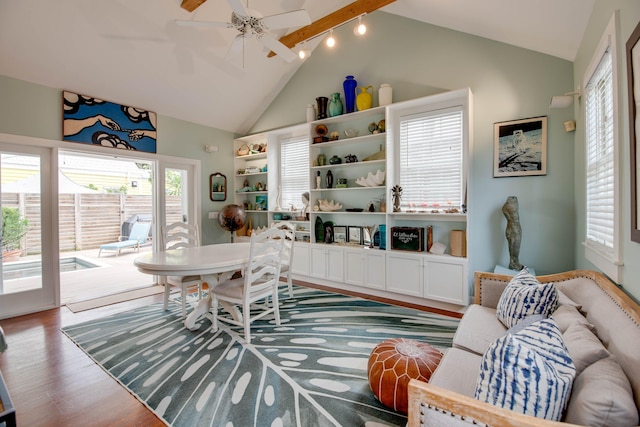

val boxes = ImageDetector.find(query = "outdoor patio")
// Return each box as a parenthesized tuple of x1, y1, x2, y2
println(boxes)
(3, 244, 157, 304)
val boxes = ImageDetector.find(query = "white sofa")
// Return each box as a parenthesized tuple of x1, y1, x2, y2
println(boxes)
(407, 270, 640, 427)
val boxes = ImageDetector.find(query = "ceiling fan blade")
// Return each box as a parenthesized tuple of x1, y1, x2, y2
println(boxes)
(262, 10, 311, 30)
(175, 20, 232, 28)
(260, 33, 296, 63)
(225, 33, 246, 62)
(227, 0, 249, 17)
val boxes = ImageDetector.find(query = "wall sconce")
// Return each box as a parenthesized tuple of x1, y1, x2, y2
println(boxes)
(549, 90, 581, 108)
(354, 15, 367, 36)
(326, 29, 336, 48)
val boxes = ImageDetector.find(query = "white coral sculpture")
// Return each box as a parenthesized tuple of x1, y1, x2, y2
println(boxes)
(355, 170, 386, 187)
(317, 199, 343, 211)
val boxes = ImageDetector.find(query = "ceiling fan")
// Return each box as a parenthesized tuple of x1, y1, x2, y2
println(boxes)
(175, 0, 311, 63)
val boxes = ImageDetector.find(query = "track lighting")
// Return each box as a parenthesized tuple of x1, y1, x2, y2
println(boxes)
(298, 47, 311, 60)
(354, 16, 366, 36)
(326, 29, 336, 48)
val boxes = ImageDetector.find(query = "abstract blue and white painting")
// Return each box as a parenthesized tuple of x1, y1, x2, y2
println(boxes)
(63, 91, 157, 153)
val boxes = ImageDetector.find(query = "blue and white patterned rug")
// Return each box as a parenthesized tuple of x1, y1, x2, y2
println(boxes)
(62, 285, 459, 426)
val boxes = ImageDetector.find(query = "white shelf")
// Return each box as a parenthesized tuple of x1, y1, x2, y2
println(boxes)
(235, 152, 267, 160)
(311, 186, 385, 192)
(235, 171, 267, 177)
(311, 211, 386, 216)
(389, 212, 467, 221)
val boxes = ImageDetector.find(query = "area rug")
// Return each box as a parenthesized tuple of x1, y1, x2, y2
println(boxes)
(65, 285, 165, 312)
(62, 285, 459, 426)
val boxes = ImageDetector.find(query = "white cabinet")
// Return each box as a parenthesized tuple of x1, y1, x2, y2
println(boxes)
(310, 244, 344, 282)
(344, 247, 385, 290)
(291, 242, 310, 276)
(386, 251, 468, 305)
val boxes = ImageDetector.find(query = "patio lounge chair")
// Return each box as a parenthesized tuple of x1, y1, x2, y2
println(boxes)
(98, 222, 151, 257)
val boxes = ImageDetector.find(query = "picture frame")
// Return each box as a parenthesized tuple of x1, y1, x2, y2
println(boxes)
(333, 226, 347, 243)
(493, 116, 547, 177)
(209, 172, 226, 202)
(627, 20, 640, 243)
(348, 226, 362, 245)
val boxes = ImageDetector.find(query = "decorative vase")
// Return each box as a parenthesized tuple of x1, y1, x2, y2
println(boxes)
(306, 104, 316, 122)
(343, 76, 357, 113)
(316, 96, 328, 120)
(379, 83, 392, 106)
(326, 170, 333, 188)
(356, 85, 374, 111)
(328, 92, 343, 117)
(317, 153, 326, 166)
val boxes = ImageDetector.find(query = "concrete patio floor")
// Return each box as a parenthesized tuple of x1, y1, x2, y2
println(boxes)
(2, 244, 158, 304)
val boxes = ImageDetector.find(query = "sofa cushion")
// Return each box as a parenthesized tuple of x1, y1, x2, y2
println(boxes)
(495, 267, 558, 328)
(564, 356, 639, 427)
(474, 318, 575, 421)
(452, 305, 506, 355)
(552, 304, 597, 334)
(562, 322, 610, 375)
(429, 347, 482, 398)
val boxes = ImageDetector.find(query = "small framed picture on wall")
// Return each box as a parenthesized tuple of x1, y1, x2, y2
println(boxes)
(494, 116, 547, 177)
(333, 226, 347, 243)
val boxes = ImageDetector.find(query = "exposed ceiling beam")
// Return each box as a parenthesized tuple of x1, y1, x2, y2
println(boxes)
(267, 0, 396, 58)
(180, 0, 207, 13)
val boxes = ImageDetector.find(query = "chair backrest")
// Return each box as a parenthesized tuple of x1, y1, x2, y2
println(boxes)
(274, 221, 295, 268)
(244, 227, 285, 294)
(162, 222, 200, 250)
(128, 222, 151, 243)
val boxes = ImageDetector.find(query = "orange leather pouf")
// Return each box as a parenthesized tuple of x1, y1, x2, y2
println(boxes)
(367, 338, 443, 414)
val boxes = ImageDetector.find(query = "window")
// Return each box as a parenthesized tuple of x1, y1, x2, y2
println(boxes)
(279, 135, 309, 210)
(398, 107, 464, 211)
(583, 14, 622, 281)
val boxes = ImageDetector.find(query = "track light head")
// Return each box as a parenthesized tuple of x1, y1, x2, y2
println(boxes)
(326, 29, 336, 48)
(354, 16, 366, 35)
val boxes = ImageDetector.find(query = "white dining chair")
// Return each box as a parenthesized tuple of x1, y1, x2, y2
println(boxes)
(161, 222, 202, 318)
(210, 227, 285, 344)
(275, 221, 296, 297)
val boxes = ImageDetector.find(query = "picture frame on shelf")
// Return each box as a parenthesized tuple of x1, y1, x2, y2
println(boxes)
(333, 226, 347, 243)
(348, 226, 363, 245)
(255, 195, 267, 211)
(493, 116, 547, 177)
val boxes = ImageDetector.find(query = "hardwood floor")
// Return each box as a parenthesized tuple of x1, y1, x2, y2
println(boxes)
(0, 294, 166, 427)
(0, 281, 462, 426)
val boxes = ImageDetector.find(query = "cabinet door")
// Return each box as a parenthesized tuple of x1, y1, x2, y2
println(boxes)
(291, 242, 310, 276)
(364, 250, 386, 290)
(424, 258, 468, 305)
(309, 245, 328, 279)
(326, 246, 344, 282)
(386, 252, 422, 297)
(344, 249, 366, 286)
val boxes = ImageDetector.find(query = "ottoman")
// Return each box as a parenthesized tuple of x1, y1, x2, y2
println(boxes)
(367, 338, 442, 414)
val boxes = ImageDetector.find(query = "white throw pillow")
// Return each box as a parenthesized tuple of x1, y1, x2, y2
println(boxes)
(474, 318, 576, 421)
(496, 267, 558, 328)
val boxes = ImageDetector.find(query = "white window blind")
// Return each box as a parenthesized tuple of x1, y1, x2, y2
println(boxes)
(585, 47, 614, 253)
(399, 108, 464, 210)
(280, 136, 309, 210)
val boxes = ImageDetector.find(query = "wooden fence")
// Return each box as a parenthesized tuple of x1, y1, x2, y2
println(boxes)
(2, 193, 184, 255)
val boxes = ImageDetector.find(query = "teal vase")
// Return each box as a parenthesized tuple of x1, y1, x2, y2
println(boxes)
(328, 93, 343, 117)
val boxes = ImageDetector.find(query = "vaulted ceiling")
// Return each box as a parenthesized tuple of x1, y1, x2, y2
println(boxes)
(0, 0, 594, 135)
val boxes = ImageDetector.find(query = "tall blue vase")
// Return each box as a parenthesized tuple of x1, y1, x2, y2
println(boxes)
(343, 75, 357, 114)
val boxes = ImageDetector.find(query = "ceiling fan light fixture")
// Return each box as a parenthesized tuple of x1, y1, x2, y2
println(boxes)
(326, 29, 336, 48)
(354, 16, 367, 36)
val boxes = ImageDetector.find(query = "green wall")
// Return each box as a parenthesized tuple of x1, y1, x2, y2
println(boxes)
(251, 11, 577, 289)
(573, 0, 640, 300)
(0, 74, 236, 245)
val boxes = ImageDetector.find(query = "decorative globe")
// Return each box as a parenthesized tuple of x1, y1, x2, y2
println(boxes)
(218, 204, 246, 233)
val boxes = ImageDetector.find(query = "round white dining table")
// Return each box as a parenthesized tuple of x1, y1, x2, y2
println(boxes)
(134, 242, 252, 329)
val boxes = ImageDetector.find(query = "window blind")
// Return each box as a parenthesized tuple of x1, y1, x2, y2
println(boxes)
(585, 47, 614, 253)
(280, 136, 309, 210)
(398, 108, 463, 210)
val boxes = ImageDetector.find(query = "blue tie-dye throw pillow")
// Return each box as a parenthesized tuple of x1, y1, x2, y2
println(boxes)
(474, 318, 576, 421)
(496, 267, 558, 328)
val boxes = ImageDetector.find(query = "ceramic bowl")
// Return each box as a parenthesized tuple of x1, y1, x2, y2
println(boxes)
(344, 128, 359, 138)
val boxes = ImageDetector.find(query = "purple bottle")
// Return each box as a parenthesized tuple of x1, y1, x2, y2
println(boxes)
(343, 75, 357, 113)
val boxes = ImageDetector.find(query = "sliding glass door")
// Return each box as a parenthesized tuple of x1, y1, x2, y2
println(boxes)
(0, 143, 57, 317)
